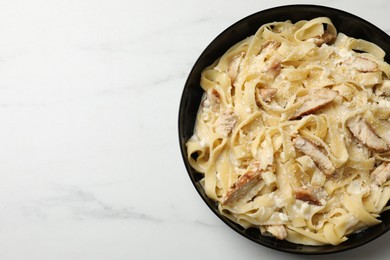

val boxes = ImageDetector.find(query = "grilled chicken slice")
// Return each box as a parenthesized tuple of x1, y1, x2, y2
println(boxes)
(313, 31, 336, 46)
(374, 80, 390, 97)
(255, 88, 278, 106)
(351, 57, 378, 72)
(222, 162, 263, 206)
(370, 120, 390, 144)
(260, 88, 277, 102)
(201, 89, 221, 111)
(264, 56, 282, 78)
(215, 109, 237, 137)
(294, 186, 323, 206)
(261, 40, 281, 52)
(228, 52, 244, 83)
(291, 89, 337, 119)
(265, 225, 288, 240)
(260, 41, 282, 78)
(371, 162, 390, 185)
(346, 116, 389, 153)
(294, 136, 336, 176)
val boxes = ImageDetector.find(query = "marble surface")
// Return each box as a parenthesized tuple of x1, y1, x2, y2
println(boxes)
(0, 0, 389, 259)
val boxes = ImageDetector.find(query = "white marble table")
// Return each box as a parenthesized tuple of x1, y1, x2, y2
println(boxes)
(0, 0, 389, 259)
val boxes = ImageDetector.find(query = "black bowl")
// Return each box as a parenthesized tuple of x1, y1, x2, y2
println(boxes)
(178, 5, 390, 254)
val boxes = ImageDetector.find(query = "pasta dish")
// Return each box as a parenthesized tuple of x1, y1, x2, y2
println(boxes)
(186, 17, 390, 245)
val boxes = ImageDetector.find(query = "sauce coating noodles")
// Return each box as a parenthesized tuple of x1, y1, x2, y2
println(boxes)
(186, 17, 390, 245)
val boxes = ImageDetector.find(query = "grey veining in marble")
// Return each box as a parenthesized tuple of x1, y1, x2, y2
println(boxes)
(0, 0, 389, 259)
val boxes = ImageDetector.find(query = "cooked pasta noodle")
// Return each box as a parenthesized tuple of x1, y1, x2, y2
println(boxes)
(186, 17, 390, 245)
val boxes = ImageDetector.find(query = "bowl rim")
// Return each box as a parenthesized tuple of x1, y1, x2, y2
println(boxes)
(178, 4, 390, 255)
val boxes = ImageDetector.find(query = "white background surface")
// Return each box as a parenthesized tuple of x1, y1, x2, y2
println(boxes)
(0, 0, 389, 259)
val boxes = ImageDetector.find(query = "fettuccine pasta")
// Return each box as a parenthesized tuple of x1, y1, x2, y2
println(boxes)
(186, 17, 390, 245)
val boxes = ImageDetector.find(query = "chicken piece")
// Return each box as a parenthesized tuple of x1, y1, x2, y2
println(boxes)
(201, 89, 221, 112)
(351, 57, 378, 72)
(346, 116, 389, 153)
(264, 56, 282, 78)
(256, 88, 277, 105)
(294, 136, 336, 176)
(294, 186, 323, 206)
(259, 41, 282, 78)
(313, 31, 336, 46)
(261, 40, 281, 52)
(260, 88, 277, 102)
(374, 80, 390, 97)
(265, 225, 288, 240)
(222, 162, 263, 206)
(228, 52, 244, 83)
(371, 162, 390, 185)
(291, 89, 337, 119)
(215, 109, 237, 137)
(371, 119, 390, 144)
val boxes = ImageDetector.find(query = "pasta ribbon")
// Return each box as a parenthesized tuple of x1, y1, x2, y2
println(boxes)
(187, 17, 390, 246)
